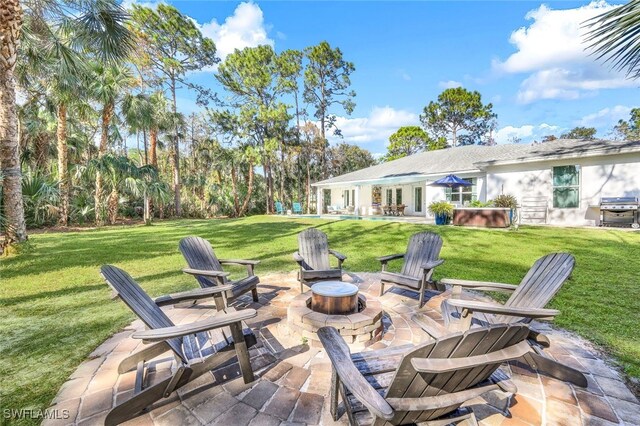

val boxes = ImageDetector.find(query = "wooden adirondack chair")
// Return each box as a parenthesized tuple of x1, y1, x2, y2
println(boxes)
(293, 228, 346, 292)
(378, 232, 444, 308)
(319, 323, 540, 425)
(179, 236, 260, 306)
(100, 265, 258, 426)
(275, 201, 285, 214)
(412, 252, 587, 387)
(293, 202, 303, 214)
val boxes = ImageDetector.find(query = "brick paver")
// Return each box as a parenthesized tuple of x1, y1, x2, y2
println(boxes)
(47, 271, 639, 425)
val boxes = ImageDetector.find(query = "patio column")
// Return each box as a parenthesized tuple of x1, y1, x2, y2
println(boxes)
(354, 185, 360, 215)
(316, 187, 323, 214)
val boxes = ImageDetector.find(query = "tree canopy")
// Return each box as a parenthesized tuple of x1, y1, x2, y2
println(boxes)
(420, 87, 496, 147)
(383, 126, 446, 162)
(560, 127, 597, 140)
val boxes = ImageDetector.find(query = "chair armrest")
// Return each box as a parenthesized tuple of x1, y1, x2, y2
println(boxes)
(421, 259, 445, 270)
(377, 253, 405, 263)
(440, 278, 517, 293)
(293, 252, 305, 263)
(182, 268, 231, 278)
(446, 299, 560, 319)
(219, 259, 260, 266)
(388, 384, 500, 411)
(329, 249, 347, 261)
(411, 340, 531, 373)
(317, 327, 394, 421)
(132, 309, 257, 342)
(154, 286, 234, 307)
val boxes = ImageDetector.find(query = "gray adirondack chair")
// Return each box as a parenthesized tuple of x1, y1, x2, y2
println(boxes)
(179, 236, 260, 306)
(378, 232, 444, 308)
(319, 323, 540, 425)
(413, 252, 586, 387)
(100, 265, 257, 426)
(293, 228, 346, 292)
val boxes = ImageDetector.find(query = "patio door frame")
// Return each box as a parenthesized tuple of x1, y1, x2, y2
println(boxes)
(413, 185, 423, 213)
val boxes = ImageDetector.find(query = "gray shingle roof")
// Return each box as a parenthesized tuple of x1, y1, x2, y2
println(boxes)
(314, 139, 640, 186)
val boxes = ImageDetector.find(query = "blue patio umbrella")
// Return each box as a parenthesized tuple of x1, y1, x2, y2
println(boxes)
(428, 174, 472, 188)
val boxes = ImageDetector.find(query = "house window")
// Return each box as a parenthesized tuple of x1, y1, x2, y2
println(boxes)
(343, 190, 350, 206)
(352, 189, 355, 206)
(445, 178, 477, 205)
(414, 187, 423, 212)
(386, 189, 393, 205)
(396, 188, 403, 205)
(553, 166, 580, 208)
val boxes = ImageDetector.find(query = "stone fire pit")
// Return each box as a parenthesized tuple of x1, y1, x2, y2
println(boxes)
(287, 281, 383, 349)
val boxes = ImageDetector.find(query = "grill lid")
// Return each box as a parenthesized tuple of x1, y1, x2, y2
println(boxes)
(600, 197, 638, 205)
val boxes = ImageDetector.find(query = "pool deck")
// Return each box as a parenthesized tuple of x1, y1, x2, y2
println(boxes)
(45, 272, 640, 426)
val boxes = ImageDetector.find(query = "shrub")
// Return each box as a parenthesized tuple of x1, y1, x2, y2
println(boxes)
(468, 200, 492, 207)
(428, 201, 454, 216)
(493, 194, 518, 209)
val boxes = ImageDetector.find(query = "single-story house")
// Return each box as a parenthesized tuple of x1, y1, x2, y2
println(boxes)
(312, 139, 640, 226)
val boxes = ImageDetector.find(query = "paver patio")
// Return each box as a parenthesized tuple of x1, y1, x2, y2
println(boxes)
(45, 272, 640, 425)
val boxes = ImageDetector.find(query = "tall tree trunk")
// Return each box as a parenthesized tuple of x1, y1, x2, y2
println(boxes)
(170, 78, 181, 216)
(34, 134, 49, 172)
(57, 103, 69, 226)
(149, 127, 158, 167)
(264, 156, 274, 214)
(95, 102, 113, 226)
(306, 161, 311, 214)
(142, 128, 148, 165)
(230, 161, 240, 216)
(107, 188, 118, 224)
(238, 161, 254, 217)
(279, 140, 286, 204)
(0, 0, 27, 244)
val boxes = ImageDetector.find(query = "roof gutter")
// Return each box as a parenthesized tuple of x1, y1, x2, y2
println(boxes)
(312, 169, 483, 187)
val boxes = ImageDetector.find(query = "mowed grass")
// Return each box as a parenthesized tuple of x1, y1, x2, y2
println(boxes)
(1, 216, 639, 423)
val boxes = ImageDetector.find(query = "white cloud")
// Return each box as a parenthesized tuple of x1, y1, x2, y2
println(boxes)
(199, 2, 274, 62)
(578, 105, 632, 127)
(494, 1, 636, 103)
(327, 106, 419, 145)
(438, 80, 462, 89)
(395, 69, 412, 81)
(494, 123, 561, 144)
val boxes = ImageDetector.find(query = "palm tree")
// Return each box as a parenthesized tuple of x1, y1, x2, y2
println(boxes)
(84, 154, 135, 224)
(0, 0, 27, 243)
(91, 62, 134, 225)
(585, 1, 640, 79)
(0, 0, 133, 240)
(122, 91, 169, 167)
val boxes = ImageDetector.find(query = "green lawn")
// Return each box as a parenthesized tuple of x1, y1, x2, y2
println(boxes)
(2, 216, 639, 422)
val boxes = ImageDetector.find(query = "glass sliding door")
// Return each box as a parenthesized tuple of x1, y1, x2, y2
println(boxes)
(414, 187, 423, 212)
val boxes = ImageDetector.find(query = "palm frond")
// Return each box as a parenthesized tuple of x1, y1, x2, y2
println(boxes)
(585, 0, 640, 79)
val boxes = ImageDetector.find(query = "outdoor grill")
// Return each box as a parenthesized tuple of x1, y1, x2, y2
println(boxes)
(599, 197, 639, 227)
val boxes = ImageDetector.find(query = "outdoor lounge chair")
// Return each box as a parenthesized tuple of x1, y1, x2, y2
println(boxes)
(100, 265, 257, 426)
(179, 236, 260, 306)
(412, 252, 587, 386)
(275, 201, 285, 214)
(378, 231, 444, 308)
(293, 228, 346, 292)
(319, 323, 541, 425)
(293, 202, 303, 214)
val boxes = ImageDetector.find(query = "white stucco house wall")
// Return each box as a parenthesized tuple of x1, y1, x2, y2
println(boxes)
(312, 139, 640, 226)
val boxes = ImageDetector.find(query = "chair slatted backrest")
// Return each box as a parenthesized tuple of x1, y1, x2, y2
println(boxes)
(498, 253, 575, 324)
(383, 324, 529, 425)
(298, 228, 331, 270)
(275, 202, 284, 213)
(179, 237, 225, 288)
(100, 265, 187, 363)
(293, 202, 302, 212)
(400, 232, 443, 278)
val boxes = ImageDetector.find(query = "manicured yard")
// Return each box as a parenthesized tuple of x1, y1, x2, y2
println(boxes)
(1, 216, 639, 423)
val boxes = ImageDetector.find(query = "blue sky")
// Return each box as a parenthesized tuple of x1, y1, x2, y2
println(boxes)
(126, 0, 637, 156)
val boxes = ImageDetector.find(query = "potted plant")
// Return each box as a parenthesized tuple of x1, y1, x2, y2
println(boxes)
(492, 194, 518, 224)
(428, 201, 454, 225)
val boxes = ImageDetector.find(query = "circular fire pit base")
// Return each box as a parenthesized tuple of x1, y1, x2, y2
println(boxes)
(287, 292, 383, 349)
